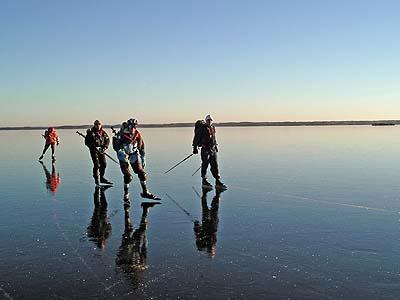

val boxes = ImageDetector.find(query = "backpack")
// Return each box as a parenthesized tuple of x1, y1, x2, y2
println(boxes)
(193, 120, 206, 147)
(112, 134, 121, 151)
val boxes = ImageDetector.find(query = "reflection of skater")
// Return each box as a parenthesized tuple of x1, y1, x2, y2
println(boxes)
(193, 187, 225, 257)
(87, 186, 112, 250)
(39, 161, 61, 194)
(39, 127, 60, 162)
(116, 191, 160, 286)
(192, 115, 227, 190)
(113, 118, 160, 199)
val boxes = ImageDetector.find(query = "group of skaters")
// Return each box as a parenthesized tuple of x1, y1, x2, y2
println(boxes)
(38, 115, 227, 275)
(39, 115, 228, 200)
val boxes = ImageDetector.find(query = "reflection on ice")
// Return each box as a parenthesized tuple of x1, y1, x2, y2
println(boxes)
(116, 191, 160, 288)
(86, 186, 112, 250)
(194, 188, 225, 258)
(39, 161, 61, 194)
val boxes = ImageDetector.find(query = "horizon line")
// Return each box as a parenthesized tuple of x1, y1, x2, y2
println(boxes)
(0, 119, 399, 130)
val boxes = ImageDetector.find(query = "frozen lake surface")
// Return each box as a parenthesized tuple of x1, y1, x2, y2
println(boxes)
(1, 126, 400, 299)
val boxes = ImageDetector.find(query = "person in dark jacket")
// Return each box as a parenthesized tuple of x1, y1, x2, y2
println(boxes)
(85, 120, 112, 185)
(192, 115, 227, 190)
(114, 118, 160, 199)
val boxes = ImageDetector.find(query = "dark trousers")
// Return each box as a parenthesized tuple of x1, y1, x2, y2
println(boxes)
(42, 143, 55, 156)
(119, 159, 147, 184)
(201, 148, 220, 180)
(90, 148, 107, 179)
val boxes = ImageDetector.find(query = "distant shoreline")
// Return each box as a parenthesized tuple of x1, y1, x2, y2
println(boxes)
(0, 120, 398, 130)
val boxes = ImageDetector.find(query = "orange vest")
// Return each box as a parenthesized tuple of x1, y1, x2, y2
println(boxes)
(45, 130, 59, 144)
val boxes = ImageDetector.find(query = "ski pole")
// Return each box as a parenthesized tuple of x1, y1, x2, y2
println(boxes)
(76, 131, 119, 165)
(191, 165, 201, 177)
(192, 186, 201, 199)
(164, 153, 194, 174)
(165, 193, 197, 223)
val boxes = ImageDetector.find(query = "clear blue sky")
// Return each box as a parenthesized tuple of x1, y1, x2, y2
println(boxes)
(1, 0, 399, 126)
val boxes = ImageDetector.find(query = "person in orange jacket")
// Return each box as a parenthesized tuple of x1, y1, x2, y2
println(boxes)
(39, 127, 60, 162)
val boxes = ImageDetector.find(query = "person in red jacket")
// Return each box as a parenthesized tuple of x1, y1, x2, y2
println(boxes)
(39, 127, 60, 162)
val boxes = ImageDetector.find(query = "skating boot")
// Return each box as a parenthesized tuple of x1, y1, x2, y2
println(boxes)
(215, 179, 227, 190)
(202, 178, 213, 189)
(100, 177, 113, 185)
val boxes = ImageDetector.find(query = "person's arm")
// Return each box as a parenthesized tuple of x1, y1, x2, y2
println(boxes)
(138, 134, 146, 167)
(103, 131, 110, 150)
(84, 129, 92, 147)
(213, 126, 218, 151)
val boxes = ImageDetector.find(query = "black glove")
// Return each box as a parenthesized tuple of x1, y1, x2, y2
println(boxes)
(193, 146, 198, 154)
(96, 147, 104, 154)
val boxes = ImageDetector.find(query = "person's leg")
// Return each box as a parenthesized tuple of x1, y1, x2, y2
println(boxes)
(119, 160, 132, 191)
(98, 153, 112, 184)
(39, 143, 50, 160)
(210, 151, 227, 189)
(200, 148, 210, 179)
(132, 159, 149, 194)
(90, 149, 101, 184)
(50, 143, 55, 160)
(201, 148, 212, 188)
(132, 159, 160, 199)
(209, 152, 220, 180)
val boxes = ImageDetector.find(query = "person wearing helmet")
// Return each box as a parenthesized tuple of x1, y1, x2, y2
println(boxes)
(114, 118, 160, 200)
(192, 115, 227, 190)
(85, 120, 112, 186)
(39, 127, 60, 162)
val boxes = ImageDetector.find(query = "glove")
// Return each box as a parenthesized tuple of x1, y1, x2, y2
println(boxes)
(215, 145, 218, 152)
(117, 149, 129, 163)
(141, 155, 146, 168)
(193, 146, 198, 154)
(96, 147, 104, 154)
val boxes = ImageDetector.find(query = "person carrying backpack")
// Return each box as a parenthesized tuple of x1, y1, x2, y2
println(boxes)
(113, 118, 160, 200)
(192, 115, 227, 190)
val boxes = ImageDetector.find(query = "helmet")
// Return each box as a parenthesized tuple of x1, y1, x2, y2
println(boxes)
(205, 114, 213, 122)
(94, 120, 102, 126)
(127, 118, 138, 128)
(48, 127, 55, 132)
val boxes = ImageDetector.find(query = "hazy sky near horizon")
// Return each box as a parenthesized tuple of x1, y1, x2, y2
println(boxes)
(1, 0, 400, 126)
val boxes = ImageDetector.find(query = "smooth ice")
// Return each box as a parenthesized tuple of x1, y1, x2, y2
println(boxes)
(1, 126, 400, 299)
